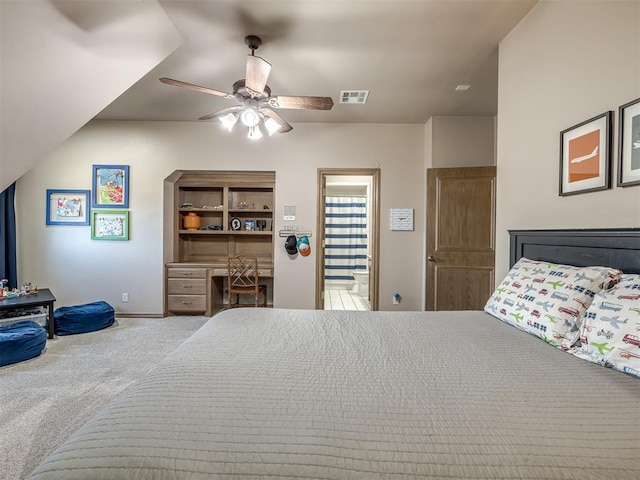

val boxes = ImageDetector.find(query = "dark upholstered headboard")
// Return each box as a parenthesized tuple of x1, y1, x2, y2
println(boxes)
(509, 229, 640, 274)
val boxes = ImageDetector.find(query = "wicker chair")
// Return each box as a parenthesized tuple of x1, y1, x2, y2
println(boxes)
(227, 254, 267, 308)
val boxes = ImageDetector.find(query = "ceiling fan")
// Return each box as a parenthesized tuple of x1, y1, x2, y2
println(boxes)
(159, 35, 334, 138)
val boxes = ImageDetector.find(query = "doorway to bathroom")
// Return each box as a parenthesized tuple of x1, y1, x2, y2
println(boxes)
(316, 169, 380, 311)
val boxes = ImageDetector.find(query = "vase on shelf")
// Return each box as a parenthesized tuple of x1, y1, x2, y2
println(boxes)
(183, 212, 201, 230)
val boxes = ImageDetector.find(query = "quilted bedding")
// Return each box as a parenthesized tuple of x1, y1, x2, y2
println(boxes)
(28, 308, 640, 479)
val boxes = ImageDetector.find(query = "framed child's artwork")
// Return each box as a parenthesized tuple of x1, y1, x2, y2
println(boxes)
(559, 111, 612, 196)
(91, 164, 129, 208)
(617, 97, 640, 187)
(91, 209, 129, 240)
(46, 189, 90, 226)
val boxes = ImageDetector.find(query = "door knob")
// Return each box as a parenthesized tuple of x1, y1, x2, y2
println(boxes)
(427, 256, 438, 262)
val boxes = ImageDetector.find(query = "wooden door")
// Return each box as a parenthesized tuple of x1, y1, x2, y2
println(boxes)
(426, 166, 496, 311)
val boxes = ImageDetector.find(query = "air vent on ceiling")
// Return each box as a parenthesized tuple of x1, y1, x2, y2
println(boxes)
(340, 90, 369, 104)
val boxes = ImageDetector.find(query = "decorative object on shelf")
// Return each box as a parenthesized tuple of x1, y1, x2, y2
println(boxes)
(45, 189, 90, 226)
(256, 220, 267, 231)
(92, 164, 130, 208)
(263, 204, 269, 210)
(245, 220, 255, 231)
(617, 97, 640, 187)
(183, 212, 201, 230)
(180, 202, 193, 209)
(559, 111, 612, 196)
(91, 209, 129, 241)
(230, 217, 242, 231)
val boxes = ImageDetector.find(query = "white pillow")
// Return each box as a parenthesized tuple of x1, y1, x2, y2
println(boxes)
(573, 274, 640, 378)
(484, 257, 621, 350)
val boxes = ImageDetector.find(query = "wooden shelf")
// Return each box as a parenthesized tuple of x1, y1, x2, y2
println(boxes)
(178, 230, 274, 236)
(167, 170, 276, 316)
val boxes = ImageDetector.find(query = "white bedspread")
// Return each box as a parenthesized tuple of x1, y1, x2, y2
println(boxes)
(28, 309, 640, 479)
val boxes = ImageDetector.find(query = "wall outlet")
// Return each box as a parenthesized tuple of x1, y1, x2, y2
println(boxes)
(122, 292, 128, 302)
(393, 293, 401, 305)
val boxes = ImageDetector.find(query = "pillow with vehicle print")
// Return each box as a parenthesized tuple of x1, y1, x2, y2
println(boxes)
(572, 274, 640, 378)
(484, 257, 621, 350)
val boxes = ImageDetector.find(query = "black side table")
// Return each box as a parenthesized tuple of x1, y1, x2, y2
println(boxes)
(0, 288, 57, 339)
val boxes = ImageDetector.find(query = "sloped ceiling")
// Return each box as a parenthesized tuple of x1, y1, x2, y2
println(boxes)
(0, 0, 538, 193)
(0, 0, 183, 192)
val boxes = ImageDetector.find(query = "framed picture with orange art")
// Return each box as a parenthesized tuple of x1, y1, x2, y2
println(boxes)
(559, 111, 612, 196)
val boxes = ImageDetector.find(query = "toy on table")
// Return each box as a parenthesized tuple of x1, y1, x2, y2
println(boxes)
(0, 280, 38, 299)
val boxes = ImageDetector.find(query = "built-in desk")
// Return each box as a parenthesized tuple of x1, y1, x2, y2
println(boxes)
(166, 263, 273, 316)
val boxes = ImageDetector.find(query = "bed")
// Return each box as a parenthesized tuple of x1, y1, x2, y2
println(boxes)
(27, 229, 640, 480)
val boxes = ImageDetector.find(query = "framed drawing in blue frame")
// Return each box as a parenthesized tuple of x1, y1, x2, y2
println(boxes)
(91, 164, 129, 208)
(46, 189, 90, 226)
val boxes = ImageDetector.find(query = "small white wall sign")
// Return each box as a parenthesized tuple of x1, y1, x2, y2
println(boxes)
(390, 208, 414, 231)
(283, 205, 296, 221)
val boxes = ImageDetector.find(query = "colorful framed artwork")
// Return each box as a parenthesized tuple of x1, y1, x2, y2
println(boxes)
(91, 164, 129, 208)
(91, 209, 129, 240)
(559, 111, 612, 196)
(45, 189, 90, 226)
(617, 97, 640, 187)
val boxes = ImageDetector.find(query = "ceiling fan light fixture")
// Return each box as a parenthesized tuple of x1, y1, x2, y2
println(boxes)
(220, 112, 238, 132)
(247, 124, 263, 140)
(264, 117, 282, 136)
(240, 108, 260, 127)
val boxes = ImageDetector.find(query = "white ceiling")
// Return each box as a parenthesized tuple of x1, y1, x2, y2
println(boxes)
(95, 0, 538, 124)
(0, 0, 537, 192)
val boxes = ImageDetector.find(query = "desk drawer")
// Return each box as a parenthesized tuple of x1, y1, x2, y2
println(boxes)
(168, 278, 207, 295)
(167, 295, 206, 312)
(167, 267, 207, 279)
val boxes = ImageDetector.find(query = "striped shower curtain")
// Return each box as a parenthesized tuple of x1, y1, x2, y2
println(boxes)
(324, 196, 368, 285)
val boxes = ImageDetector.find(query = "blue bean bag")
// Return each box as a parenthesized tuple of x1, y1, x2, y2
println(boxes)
(0, 321, 47, 367)
(54, 301, 115, 336)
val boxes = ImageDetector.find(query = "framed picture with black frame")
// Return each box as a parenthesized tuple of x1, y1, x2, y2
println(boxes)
(559, 111, 612, 196)
(617, 97, 640, 187)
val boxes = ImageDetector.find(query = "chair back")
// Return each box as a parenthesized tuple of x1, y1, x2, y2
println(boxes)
(228, 254, 258, 290)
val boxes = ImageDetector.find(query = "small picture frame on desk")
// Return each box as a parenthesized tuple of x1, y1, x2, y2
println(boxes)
(245, 220, 255, 231)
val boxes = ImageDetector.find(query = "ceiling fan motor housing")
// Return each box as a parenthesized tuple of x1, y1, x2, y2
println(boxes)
(244, 35, 262, 52)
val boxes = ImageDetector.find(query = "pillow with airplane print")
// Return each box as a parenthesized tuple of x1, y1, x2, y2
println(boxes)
(484, 257, 621, 350)
(573, 274, 640, 378)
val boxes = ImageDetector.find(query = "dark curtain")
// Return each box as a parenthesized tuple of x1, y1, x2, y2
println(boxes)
(0, 182, 17, 289)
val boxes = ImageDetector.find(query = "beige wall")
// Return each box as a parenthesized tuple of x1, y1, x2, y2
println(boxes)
(16, 121, 425, 313)
(430, 116, 496, 167)
(495, 0, 640, 283)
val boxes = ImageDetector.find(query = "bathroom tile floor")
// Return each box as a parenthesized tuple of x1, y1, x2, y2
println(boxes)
(324, 289, 370, 311)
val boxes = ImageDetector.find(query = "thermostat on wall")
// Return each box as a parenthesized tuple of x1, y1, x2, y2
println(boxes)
(390, 208, 414, 231)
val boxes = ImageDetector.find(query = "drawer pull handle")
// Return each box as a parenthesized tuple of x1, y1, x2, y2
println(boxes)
(181, 300, 192, 305)
(181, 272, 193, 276)
(181, 284, 192, 289)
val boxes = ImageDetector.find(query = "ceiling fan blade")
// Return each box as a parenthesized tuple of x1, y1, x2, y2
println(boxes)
(245, 55, 271, 95)
(198, 105, 245, 121)
(261, 108, 293, 133)
(268, 95, 334, 110)
(159, 77, 234, 99)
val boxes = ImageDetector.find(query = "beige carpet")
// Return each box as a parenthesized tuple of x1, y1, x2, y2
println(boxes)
(0, 316, 209, 480)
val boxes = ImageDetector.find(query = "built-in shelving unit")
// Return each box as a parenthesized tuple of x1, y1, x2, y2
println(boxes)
(165, 170, 275, 315)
